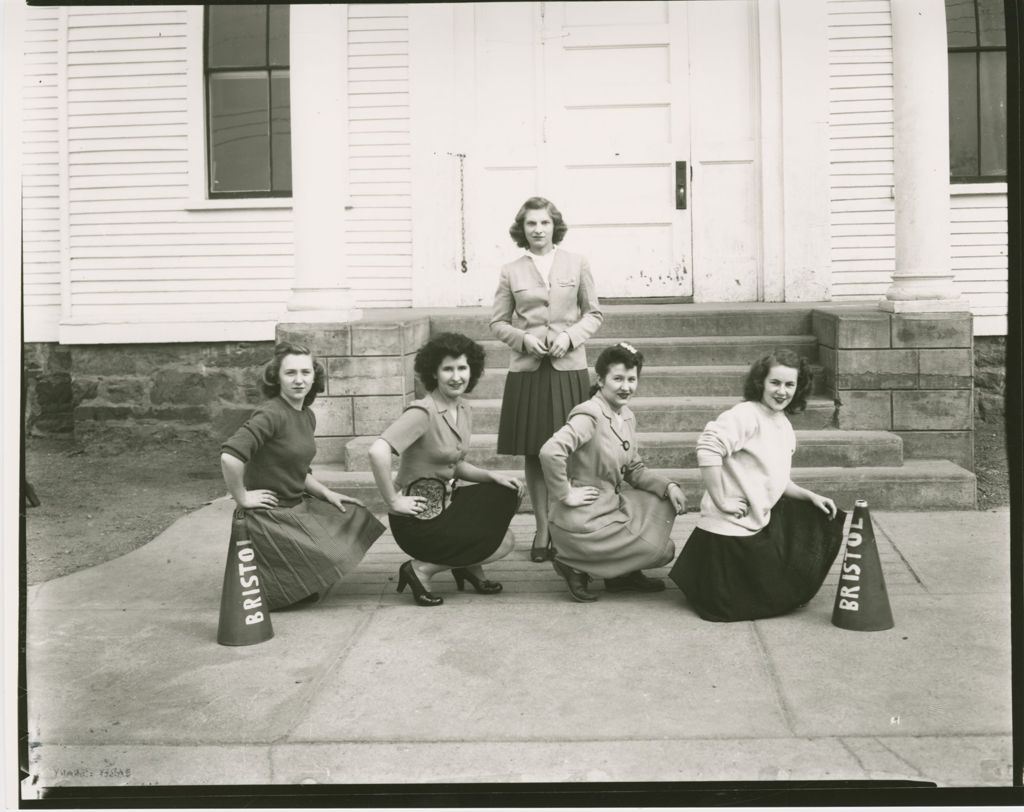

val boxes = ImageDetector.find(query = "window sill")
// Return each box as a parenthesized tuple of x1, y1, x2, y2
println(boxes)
(186, 197, 293, 211)
(950, 182, 1007, 196)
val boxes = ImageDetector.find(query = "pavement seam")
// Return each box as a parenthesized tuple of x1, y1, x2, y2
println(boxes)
(271, 607, 379, 752)
(750, 622, 797, 736)
(837, 737, 869, 774)
(872, 734, 927, 778)
(871, 515, 928, 594)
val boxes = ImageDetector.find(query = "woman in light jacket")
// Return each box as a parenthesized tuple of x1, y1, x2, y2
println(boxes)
(491, 196, 603, 562)
(539, 343, 687, 602)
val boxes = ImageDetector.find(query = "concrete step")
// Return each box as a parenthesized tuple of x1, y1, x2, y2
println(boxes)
(476, 335, 820, 368)
(313, 459, 976, 513)
(454, 395, 839, 433)
(468, 363, 828, 399)
(429, 304, 815, 340)
(343, 430, 904, 472)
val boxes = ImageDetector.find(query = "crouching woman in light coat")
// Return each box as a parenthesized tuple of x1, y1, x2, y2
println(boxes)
(539, 343, 687, 602)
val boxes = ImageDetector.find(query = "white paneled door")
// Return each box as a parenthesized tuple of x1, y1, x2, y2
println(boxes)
(452, 1, 760, 304)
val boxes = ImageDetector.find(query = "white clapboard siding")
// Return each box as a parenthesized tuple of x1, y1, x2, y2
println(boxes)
(346, 4, 413, 308)
(827, 0, 895, 300)
(951, 191, 1008, 335)
(23, 5, 62, 341)
(62, 5, 295, 339)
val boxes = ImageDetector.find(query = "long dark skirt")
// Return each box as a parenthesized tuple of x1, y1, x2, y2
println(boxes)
(244, 496, 385, 610)
(669, 496, 846, 622)
(389, 482, 520, 566)
(497, 358, 591, 455)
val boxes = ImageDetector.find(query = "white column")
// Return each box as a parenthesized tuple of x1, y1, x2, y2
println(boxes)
(881, 0, 967, 312)
(284, 4, 361, 322)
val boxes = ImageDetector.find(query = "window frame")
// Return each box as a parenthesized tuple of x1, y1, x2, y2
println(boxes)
(185, 6, 292, 210)
(203, 4, 291, 199)
(947, 0, 1007, 183)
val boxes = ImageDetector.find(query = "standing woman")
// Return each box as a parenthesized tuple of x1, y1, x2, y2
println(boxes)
(220, 342, 385, 611)
(669, 349, 846, 622)
(539, 344, 687, 602)
(491, 196, 603, 562)
(368, 333, 524, 607)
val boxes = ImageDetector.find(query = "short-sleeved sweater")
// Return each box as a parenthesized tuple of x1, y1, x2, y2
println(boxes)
(695, 400, 796, 536)
(221, 396, 316, 506)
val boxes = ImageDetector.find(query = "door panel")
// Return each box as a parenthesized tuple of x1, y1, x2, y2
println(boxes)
(542, 1, 692, 298)
(688, 0, 761, 302)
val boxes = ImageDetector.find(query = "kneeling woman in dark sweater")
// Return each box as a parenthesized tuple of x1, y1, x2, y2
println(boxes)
(220, 341, 385, 610)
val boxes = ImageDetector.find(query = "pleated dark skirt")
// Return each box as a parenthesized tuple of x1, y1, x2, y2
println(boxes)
(389, 482, 520, 567)
(497, 357, 591, 455)
(243, 496, 386, 610)
(669, 496, 846, 622)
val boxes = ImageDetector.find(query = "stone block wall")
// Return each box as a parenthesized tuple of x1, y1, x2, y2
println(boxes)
(812, 308, 975, 470)
(68, 341, 274, 443)
(23, 343, 73, 435)
(277, 316, 430, 464)
(974, 336, 1005, 422)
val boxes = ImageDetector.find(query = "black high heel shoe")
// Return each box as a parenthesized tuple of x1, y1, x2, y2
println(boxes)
(452, 567, 503, 594)
(396, 561, 443, 607)
(530, 532, 554, 563)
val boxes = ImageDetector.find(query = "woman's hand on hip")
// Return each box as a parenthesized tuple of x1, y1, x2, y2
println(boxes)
(523, 334, 549, 358)
(716, 496, 748, 519)
(491, 472, 526, 498)
(238, 489, 279, 510)
(389, 494, 427, 516)
(563, 486, 600, 507)
(548, 332, 572, 359)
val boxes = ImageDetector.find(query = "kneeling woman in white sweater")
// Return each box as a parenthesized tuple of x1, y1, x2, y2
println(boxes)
(669, 349, 846, 621)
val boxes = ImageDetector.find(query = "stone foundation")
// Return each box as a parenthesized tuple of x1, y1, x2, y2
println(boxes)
(277, 317, 429, 464)
(24, 343, 73, 435)
(973, 336, 1005, 423)
(812, 308, 975, 470)
(47, 341, 274, 443)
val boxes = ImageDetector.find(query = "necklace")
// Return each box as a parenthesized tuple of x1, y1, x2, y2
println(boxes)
(607, 415, 630, 452)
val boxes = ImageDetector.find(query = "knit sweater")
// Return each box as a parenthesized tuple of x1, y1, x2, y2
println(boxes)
(221, 396, 317, 506)
(695, 400, 795, 536)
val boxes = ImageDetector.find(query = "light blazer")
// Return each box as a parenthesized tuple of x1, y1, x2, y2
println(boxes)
(539, 395, 676, 535)
(490, 249, 603, 372)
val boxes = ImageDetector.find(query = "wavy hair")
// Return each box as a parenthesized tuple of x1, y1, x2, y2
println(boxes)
(508, 196, 569, 249)
(413, 332, 487, 393)
(589, 343, 645, 397)
(260, 341, 326, 408)
(742, 349, 813, 415)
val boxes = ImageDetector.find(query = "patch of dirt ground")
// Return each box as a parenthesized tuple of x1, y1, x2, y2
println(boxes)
(23, 433, 228, 586)
(974, 417, 1010, 510)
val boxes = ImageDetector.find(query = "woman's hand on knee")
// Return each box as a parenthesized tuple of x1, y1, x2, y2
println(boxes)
(809, 492, 838, 519)
(491, 472, 526, 498)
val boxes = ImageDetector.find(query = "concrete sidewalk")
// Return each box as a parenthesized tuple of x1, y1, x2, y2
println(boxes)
(24, 500, 1012, 791)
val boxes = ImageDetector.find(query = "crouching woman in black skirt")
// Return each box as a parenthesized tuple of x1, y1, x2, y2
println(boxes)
(368, 333, 524, 607)
(221, 342, 386, 611)
(669, 349, 846, 621)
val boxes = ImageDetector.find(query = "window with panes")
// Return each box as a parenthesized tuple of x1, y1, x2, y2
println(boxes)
(205, 4, 291, 197)
(946, 0, 1006, 181)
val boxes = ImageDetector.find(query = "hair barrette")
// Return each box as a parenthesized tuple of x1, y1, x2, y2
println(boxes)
(618, 341, 638, 354)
